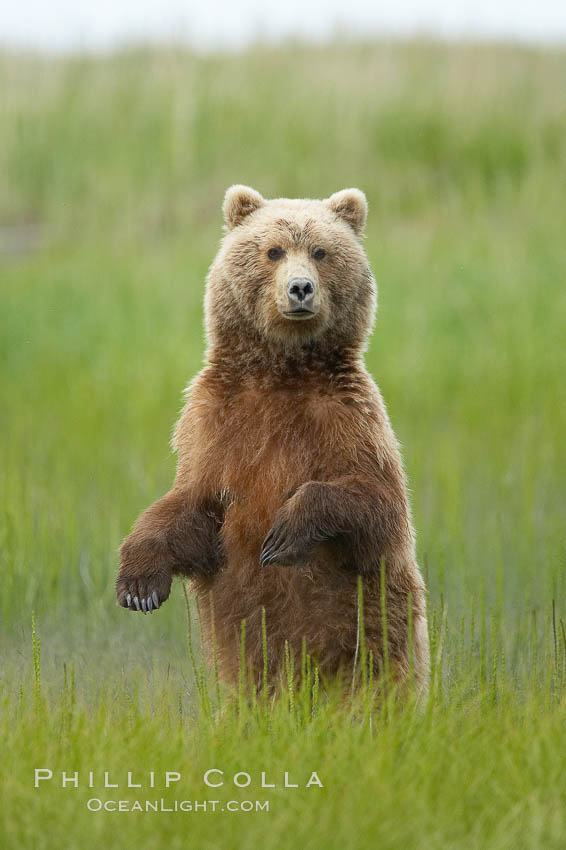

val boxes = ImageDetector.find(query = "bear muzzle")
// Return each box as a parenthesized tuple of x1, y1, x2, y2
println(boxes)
(283, 277, 317, 319)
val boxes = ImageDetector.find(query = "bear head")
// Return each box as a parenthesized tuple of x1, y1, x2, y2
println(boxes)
(205, 186, 376, 355)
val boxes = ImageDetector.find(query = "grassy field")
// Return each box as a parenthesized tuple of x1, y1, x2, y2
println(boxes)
(1, 40, 566, 849)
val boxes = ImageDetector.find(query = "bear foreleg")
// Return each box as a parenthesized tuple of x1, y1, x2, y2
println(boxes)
(116, 488, 223, 612)
(259, 476, 404, 570)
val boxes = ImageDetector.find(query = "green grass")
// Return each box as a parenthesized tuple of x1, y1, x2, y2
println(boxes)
(1, 40, 566, 849)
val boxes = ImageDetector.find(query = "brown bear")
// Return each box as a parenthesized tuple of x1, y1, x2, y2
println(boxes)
(116, 185, 429, 695)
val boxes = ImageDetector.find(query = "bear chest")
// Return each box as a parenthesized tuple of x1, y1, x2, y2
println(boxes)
(200, 386, 352, 506)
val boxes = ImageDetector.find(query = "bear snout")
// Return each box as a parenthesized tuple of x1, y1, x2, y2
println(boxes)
(285, 277, 316, 317)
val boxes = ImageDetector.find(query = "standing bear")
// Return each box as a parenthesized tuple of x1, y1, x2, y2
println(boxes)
(116, 186, 429, 694)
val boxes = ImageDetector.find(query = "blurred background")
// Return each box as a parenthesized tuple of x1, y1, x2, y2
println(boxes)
(4, 0, 566, 49)
(1, 3, 565, 676)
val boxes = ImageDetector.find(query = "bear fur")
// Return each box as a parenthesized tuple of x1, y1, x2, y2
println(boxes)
(116, 186, 429, 694)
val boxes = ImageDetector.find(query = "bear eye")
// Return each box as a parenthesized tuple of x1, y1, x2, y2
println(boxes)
(267, 246, 283, 260)
(312, 247, 326, 261)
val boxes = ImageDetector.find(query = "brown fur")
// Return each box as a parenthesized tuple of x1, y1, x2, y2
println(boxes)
(116, 186, 429, 694)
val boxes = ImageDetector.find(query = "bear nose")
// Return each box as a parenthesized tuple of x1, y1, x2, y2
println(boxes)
(287, 277, 315, 306)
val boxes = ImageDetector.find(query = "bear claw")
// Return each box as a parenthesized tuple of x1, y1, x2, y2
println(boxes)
(119, 590, 162, 612)
(260, 541, 305, 567)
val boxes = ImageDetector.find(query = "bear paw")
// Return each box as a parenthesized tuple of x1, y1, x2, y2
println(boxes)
(260, 512, 314, 567)
(116, 536, 173, 613)
(116, 569, 172, 613)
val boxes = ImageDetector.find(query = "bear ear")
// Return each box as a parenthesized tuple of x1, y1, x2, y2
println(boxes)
(327, 188, 368, 236)
(223, 185, 265, 230)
